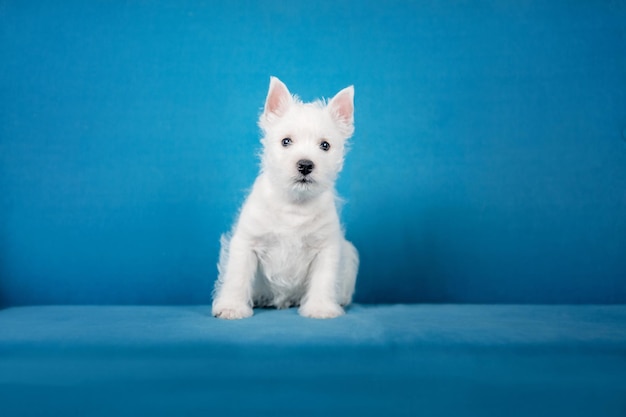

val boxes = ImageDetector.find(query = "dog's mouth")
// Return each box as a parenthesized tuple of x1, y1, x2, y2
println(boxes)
(294, 176, 315, 187)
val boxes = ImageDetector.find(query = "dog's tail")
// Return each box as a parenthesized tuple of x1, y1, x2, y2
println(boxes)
(338, 239, 359, 306)
(212, 233, 232, 300)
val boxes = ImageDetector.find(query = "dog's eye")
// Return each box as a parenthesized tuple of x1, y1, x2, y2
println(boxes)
(281, 138, 292, 147)
(320, 141, 331, 151)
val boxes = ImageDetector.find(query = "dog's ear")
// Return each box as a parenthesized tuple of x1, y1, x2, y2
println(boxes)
(328, 86, 355, 136)
(264, 76, 292, 117)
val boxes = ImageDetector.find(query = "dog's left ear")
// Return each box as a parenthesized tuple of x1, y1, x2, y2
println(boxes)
(260, 77, 293, 132)
(328, 86, 355, 136)
(264, 76, 292, 118)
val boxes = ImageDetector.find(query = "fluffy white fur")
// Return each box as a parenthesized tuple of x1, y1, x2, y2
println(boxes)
(212, 76, 359, 319)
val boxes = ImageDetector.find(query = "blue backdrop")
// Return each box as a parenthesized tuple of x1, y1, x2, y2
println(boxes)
(1, 0, 625, 305)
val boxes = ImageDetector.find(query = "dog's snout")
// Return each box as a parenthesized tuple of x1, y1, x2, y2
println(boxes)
(297, 159, 315, 176)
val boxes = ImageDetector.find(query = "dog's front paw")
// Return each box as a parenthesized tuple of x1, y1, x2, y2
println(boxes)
(212, 302, 253, 320)
(299, 301, 344, 319)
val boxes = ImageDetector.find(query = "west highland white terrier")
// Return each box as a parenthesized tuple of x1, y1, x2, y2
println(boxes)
(212, 76, 359, 319)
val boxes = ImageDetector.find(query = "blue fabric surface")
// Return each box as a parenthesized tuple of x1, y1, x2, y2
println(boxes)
(1, 305, 625, 416)
(2, 2, 624, 415)
(1, 0, 625, 306)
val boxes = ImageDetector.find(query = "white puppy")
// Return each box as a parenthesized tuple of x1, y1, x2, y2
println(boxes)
(212, 77, 359, 319)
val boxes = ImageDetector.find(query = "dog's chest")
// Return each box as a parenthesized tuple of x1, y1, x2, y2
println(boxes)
(253, 232, 321, 284)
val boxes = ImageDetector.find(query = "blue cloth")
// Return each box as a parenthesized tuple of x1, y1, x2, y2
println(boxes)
(1, 305, 626, 417)
(1, 2, 625, 415)
(1, 0, 625, 306)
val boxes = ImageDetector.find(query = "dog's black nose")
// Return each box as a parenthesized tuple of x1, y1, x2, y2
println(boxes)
(297, 159, 315, 176)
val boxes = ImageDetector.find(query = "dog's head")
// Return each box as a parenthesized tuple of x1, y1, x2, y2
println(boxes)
(258, 77, 354, 201)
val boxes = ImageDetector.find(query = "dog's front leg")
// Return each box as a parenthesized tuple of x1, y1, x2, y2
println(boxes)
(212, 235, 257, 319)
(299, 241, 345, 319)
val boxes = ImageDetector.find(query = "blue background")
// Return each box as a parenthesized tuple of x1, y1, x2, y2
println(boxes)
(1, 0, 625, 306)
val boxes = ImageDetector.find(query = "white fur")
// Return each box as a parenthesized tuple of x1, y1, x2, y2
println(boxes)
(212, 76, 359, 319)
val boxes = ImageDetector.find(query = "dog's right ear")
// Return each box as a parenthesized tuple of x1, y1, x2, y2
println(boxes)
(264, 76, 292, 118)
